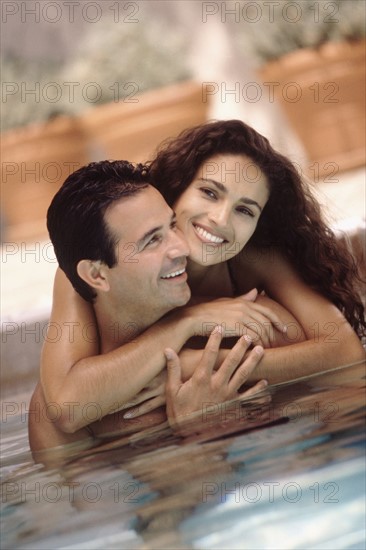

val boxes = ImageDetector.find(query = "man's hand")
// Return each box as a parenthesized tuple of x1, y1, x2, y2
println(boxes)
(165, 326, 267, 427)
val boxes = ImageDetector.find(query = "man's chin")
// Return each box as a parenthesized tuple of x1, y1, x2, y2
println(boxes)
(177, 286, 191, 306)
(167, 293, 191, 312)
(158, 286, 191, 316)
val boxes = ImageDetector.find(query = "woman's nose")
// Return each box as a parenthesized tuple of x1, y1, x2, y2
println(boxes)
(208, 204, 231, 227)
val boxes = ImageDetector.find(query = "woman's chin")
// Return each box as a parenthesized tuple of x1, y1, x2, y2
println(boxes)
(189, 250, 221, 267)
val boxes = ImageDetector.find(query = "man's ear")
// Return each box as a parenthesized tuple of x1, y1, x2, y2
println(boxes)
(77, 260, 110, 293)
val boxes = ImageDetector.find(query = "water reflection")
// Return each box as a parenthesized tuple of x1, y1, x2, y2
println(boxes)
(1, 361, 365, 549)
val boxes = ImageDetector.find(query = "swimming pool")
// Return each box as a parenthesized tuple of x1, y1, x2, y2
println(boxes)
(1, 360, 365, 549)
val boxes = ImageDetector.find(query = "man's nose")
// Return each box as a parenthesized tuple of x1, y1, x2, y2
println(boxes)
(167, 228, 190, 259)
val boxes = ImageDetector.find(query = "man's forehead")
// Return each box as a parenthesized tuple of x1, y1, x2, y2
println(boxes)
(105, 186, 172, 241)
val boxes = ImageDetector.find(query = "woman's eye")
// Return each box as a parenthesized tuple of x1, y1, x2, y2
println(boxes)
(200, 188, 217, 199)
(237, 207, 254, 218)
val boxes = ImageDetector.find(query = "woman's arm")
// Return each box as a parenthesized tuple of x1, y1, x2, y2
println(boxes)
(40, 269, 194, 432)
(40, 269, 282, 433)
(231, 248, 365, 383)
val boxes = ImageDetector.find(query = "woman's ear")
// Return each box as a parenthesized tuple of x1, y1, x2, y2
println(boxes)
(77, 260, 110, 293)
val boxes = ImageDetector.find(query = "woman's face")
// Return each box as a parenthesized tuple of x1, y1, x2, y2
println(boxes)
(174, 154, 269, 266)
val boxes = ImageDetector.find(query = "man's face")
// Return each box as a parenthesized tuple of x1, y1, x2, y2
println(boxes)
(104, 185, 191, 323)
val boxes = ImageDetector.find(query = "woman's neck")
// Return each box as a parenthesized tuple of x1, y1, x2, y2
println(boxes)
(186, 259, 234, 297)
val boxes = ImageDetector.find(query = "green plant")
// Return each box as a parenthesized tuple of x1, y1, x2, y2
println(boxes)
(62, 17, 191, 116)
(2, 18, 191, 132)
(234, 0, 366, 63)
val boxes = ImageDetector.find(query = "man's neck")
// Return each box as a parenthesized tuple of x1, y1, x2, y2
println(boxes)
(93, 295, 163, 354)
(93, 301, 136, 353)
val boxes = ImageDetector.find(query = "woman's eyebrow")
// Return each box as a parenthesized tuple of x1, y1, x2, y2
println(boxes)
(199, 178, 226, 193)
(199, 178, 263, 212)
(239, 197, 263, 212)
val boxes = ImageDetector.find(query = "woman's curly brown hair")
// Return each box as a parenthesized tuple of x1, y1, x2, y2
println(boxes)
(149, 119, 365, 337)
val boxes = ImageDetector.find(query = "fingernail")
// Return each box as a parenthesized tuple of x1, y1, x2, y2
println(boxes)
(283, 325, 287, 333)
(164, 349, 174, 360)
(261, 379, 268, 386)
(255, 345, 264, 355)
(243, 335, 251, 343)
(213, 325, 222, 335)
(123, 411, 134, 419)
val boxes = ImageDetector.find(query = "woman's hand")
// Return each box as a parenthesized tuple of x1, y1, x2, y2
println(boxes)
(122, 371, 167, 419)
(165, 327, 267, 427)
(186, 288, 286, 347)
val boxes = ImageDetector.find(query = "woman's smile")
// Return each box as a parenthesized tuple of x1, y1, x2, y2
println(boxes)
(192, 222, 228, 245)
(174, 153, 269, 266)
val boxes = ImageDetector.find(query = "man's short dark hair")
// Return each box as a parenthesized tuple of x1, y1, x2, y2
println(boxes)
(47, 160, 149, 302)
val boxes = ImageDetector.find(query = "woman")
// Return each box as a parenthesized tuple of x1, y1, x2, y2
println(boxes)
(151, 120, 365, 336)
(39, 120, 365, 434)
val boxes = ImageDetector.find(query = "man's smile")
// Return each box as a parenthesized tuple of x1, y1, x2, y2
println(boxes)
(161, 267, 187, 280)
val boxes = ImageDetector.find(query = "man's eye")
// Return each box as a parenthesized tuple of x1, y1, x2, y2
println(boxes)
(170, 221, 178, 231)
(146, 235, 162, 247)
(200, 187, 217, 199)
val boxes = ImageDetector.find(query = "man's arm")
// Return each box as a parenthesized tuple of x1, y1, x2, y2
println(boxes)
(117, 292, 307, 419)
(40, 270, 284, 433)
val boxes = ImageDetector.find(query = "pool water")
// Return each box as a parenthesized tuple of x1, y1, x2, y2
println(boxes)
(1, 361, 365, 549)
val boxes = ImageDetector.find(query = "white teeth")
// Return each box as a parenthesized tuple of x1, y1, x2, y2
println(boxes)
(161, 268, 185, 279)
(195, 225, 224, 244)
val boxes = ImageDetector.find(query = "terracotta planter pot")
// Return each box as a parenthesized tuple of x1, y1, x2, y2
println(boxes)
(259, 40, 366, 177)
(1, 81, 209, 242)
(79, 80, 209, 163)
(1, 116, 89, 242)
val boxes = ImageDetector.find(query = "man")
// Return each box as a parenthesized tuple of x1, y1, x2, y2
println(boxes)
(28, 161, 266, 455)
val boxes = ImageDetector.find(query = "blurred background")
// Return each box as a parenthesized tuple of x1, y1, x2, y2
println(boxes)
(1, 0, 365, 394)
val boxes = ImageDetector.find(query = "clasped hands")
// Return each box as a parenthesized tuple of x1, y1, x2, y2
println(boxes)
(123, 325, 267, 430)
(189, 288, 287, 348)
(123, 290, 276, 423)
(164, 326, 267, 430)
